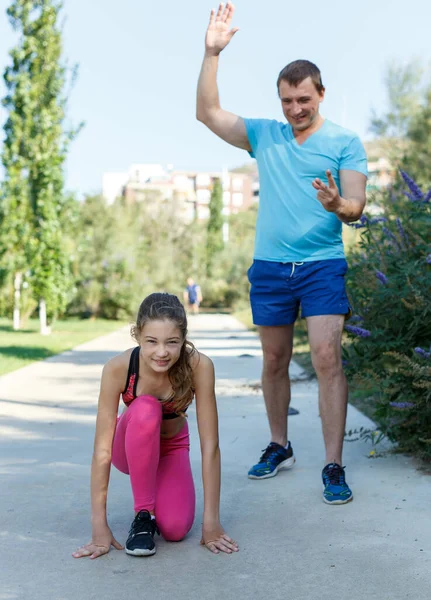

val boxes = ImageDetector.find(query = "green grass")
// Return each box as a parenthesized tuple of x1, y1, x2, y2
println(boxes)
(0, 317, 128, 376)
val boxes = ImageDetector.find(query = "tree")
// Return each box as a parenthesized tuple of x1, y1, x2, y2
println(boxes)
(368, 59, 428, 169)
(402, 87, 431, 188)
(370, 58, 425, 139)
(206, 177, 224, 277)
(0, 0, 81, 332)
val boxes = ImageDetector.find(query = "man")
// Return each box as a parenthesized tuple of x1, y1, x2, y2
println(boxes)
(196, 3, 368, 504)
(184, 277, 203, 314)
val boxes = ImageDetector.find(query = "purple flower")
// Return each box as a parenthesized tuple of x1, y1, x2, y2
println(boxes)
(395, 218, 409, 247)
(390, 401, 415, 409)
(425, 188, 431, 203)
(403, 191, 418, 202)
(375, 270, 388, 285)
(400, 170, 424, 201)
(349, 315, 364, 322)
(414, 347, 431, 359)
(382, 226, 401, 249)
(348, 214, 369, 229)
(426, 254, 431, 265)
(342, 360, 349, 367)
(345, 325, 371, 338)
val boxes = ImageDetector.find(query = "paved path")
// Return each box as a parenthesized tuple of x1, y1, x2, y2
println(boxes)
(1, 314, 430, 600)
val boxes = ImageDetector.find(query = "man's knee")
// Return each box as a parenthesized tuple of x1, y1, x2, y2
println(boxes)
(263, 348, 291, 375)
(311, 342, 341, 375)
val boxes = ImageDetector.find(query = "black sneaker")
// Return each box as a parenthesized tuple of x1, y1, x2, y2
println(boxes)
(322, 463, 353, 505)
(125, 510, 160, 556)
(248, 441, 295, 479)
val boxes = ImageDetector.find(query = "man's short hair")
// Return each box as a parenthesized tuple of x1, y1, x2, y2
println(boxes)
(277, 60, 324, 94)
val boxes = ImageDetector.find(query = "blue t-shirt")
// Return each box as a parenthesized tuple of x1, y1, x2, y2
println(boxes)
(244, 118, 368, 262)
(186, 284, 199, 303)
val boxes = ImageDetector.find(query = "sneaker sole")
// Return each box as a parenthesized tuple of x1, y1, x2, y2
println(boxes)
(322, 494, 354, 505)
(248, 456, 296, 480)
(125, 547, 157, 556)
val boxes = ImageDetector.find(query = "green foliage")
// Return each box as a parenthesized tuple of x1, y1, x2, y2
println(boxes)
(344, 177, 431, 461)
(401, 88, 431, 188)
(206, 178, 224, 277)
(58, 191, 257, 317)
(66, 194, 207, 320)
(370, 58, 426, 138)
(0, 0, 82, 322)
(200, 204, 257, 308)
(369, 60, 431, 187)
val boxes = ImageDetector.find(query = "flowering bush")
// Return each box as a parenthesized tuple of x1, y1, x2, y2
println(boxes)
(344, 172, 431, 461)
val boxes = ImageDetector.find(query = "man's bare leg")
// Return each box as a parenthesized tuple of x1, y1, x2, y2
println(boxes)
(259, 325, 295, 447)
(306, 315, 347, 465)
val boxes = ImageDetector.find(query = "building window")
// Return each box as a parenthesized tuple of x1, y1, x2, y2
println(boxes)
(232, 192, 243, 207)
(196, 173, 211, 186)
(198, 206, 210, 219)
(196, 189, 211, 203)
(232, 177, 243, 191)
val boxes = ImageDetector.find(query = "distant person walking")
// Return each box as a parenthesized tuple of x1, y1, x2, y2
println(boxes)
(196, 3, 368, 504)
(184, 277, 203, 314)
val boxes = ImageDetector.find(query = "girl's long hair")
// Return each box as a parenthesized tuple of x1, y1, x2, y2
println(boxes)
(131, 292, 197, 414)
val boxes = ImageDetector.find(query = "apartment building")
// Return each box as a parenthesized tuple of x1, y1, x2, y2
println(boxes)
(102, 164, 255, 222)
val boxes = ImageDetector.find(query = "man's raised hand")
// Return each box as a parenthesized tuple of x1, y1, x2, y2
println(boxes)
(205, 3, 239, 56)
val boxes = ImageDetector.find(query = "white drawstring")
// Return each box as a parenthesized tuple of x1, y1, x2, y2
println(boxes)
(290, 261, 304, 277)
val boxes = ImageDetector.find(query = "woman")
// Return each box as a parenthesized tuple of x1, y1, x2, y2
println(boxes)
(73, 293, 238, 558)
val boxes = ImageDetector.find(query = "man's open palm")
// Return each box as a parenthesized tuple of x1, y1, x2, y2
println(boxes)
(206, 3, 239, 55)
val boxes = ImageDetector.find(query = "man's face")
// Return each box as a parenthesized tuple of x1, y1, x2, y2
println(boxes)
(278, 77, 325, 132)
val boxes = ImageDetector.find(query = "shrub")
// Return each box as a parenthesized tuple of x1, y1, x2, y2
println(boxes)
(344, 172, 431, 461)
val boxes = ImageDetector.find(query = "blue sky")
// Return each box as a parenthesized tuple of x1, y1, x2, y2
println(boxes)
(0, 0, 430, 197)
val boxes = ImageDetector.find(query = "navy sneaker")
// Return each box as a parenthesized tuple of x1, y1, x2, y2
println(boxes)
(248, 442, 295, 479)
(322, 463, 353, 505)
(125, 510, 160, 556)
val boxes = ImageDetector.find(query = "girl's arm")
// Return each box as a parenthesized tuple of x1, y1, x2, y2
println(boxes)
(193, 352, 239, 555)
(73, 355, 126, 559)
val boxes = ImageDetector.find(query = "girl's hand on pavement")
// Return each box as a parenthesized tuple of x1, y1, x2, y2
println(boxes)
(72, 528, 124, 560)
(201, 523, 239, 554)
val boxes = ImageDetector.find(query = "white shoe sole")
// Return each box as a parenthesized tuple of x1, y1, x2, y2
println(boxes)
(248, 456, 296, 480)
(322, 494, 354, 505)
(125, 547, 156, 556)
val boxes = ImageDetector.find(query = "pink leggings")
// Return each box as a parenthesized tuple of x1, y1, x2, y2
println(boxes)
(111, 395, 196, 541)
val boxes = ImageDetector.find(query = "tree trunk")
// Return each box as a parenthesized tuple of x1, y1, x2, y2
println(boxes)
(39, 299, 51, 335)
(13, 271, 22, 330)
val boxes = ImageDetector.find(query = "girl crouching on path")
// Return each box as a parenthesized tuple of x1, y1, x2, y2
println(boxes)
(73, 293, 238, 558)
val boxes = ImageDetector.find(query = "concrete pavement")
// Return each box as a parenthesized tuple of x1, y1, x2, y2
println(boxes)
(1, 313, 430, 600)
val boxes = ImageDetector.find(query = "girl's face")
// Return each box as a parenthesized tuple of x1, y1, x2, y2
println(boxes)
(138, 319, 184, 373)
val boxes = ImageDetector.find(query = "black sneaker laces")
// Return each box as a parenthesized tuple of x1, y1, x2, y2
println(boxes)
(259, 443, 281, 463)
(324, 464, 346, 486)
(130, 511, 160, 537)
